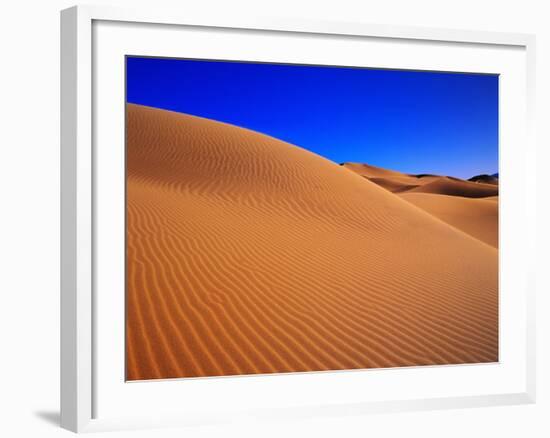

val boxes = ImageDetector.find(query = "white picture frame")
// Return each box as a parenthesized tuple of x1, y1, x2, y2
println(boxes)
(60, 4, 537, 433)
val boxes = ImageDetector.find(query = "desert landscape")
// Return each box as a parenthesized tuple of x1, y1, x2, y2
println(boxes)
(126, 103, 498, 381)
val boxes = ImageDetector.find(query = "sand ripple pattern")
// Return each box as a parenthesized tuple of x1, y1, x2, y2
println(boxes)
(126, 104, 498, 380)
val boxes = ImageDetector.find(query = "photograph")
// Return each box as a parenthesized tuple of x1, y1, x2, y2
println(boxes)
(125, 56, 499, 381)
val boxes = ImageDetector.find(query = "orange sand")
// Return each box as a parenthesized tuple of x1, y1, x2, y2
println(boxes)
(343, 162, 499, 247)
(400, 193, 498, 248)
(126, 104, 498, 380)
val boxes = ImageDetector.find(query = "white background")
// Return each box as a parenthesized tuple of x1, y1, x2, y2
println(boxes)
(0, 0, 547, 437)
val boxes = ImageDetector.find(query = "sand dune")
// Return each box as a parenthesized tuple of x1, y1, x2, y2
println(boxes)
(340, 162, 488, 197)
(126, 104, 498, 380)
(342, 163, 499, 246)
(406, 177, 498, 198)
(341, 162, 440, 190)
(343, 163, 498, 248)
(469, 174, 499, 185)
(366, 177, 420, 193)
(342, 162, 411, 179)
(400, 193, 499, 248)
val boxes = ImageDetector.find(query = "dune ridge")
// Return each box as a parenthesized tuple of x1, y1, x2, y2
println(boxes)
(342, 162, 498, 198)
(406, 177, 498, 198)
(469, 174, 499, 185)
(400, 193, 498, 248)
(126, 104, 498, 380)
(342, 162, 499, 247)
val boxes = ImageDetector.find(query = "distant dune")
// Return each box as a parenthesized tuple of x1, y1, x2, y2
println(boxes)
(469, 174, 499, 185)
(341, 162, 440, 191)
(399, 193, 498, 247)
(341, 162, 499, 198)
(405, 177, 498, 198)
(367, 177, 419, 193)
(342, 162, 499, 197)
(126, 104, 498, 381)
(343, 162, 499, 247)
(342, 162, 411, 179)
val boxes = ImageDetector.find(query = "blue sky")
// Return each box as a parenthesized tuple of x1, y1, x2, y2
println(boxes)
(127, 57, 498, 179)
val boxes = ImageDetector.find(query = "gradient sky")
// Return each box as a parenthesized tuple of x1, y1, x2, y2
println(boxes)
(127, 56, 498, 179)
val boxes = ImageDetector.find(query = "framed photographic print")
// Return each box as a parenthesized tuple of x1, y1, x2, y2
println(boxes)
(61, 5, 536, 433)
